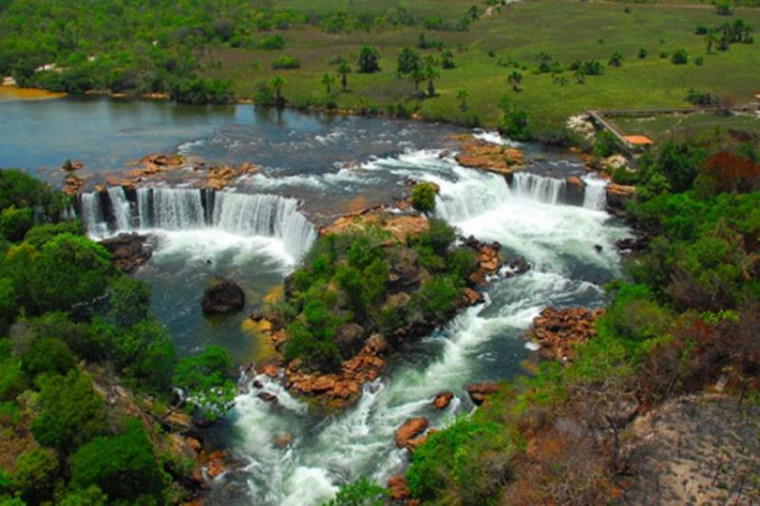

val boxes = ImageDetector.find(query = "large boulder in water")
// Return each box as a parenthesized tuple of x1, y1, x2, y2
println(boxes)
(395, 417, 429, 450)
(202, 276, 245, 315)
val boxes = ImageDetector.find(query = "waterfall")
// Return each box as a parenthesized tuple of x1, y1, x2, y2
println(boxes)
(78, 187, 316, 260)
(581, 174, 608, 210)
(107, 186, 133, 230)
(509, 172, 566, 205)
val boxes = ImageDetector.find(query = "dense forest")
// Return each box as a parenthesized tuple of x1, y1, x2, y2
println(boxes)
(0, 170, 234, 505)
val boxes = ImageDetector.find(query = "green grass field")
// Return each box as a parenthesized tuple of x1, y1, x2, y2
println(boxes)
(205, 0, 760, 138)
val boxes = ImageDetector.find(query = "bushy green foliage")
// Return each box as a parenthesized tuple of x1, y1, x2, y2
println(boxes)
(106, 276, 151, 328)
(593, 130, 620, 158)
(59, 486, 108, 506)
(411, 276, 461, 321)
(0, 169, 67, 220)
(271, 55, 301, 70)
(21, 336, 76, 378)
(324, 477, 388, 506)
(13, 447, 59, 505)
(110, 318, 176, 393)
(70, 419, 164, 504)
(416, 219, 457, 258)
(169, 77, 234, 104)
(32, 370, 107, 455)
(0, 206, 33, 242)
(24, 233, 111, 315)
(410, 183, 438, 213)
(356, 46, 381, 73)
(284, 299, 344, 370)
(23, 221, 82, 249)
(173, 346, 235, 420)
(498, 101, 530, 141)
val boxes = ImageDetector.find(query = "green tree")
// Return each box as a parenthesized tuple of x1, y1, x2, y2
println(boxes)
(0, 206, 33, 242)
(499, 100, 530, 141)
(457, 90, 469, 111)
(321, 72, 336, 94)
(337, 60, 352, 92)
(173, 346, 235, 420)
(13, 448, 59, 505)
(32, 370, 107, 455)
(410, 183, 438, 213)
(508, 71, 523, 92)
(425, 63, 440, 97)
(325, 477, 389, 506)
(705, 29, 719, 53)
(59, 486, 108, 506)
(270, 75, 286, 108)
(70, 419, 164, 504)
(25, 233, 111, 315)
(397, 47, 421, 76)
(112, 318, 176, 393)
(356, 46, 380, 73)
(608, 51, 623, 67)
(21, 337, 76, 378)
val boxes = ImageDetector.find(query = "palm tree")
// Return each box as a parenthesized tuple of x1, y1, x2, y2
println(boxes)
(705, 28, 719, 53)
(321, 72, 336, 94)
(425, 64, 440, 97)
(269, 76, 286, 108)
(337, 61, 352, 92)
(508, 71, 523, 92)
(573, 68, 586, 84)
(409, 68, 426, 95)
(457, 90, 469, 111)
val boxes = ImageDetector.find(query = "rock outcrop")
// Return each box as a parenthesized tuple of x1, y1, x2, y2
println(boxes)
(455, 141, 525, 175)
(524, 307, 605, 363)
(395, 417, 429, 450)
(202, 276, 245, 315)
(606, 183, 636, 216)
(433, 391, 454, 410)
(100, 233, 153, 272)
(467, 382, 500, 406)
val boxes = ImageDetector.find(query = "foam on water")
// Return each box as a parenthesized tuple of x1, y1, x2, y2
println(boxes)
(226, 147, 631, 506)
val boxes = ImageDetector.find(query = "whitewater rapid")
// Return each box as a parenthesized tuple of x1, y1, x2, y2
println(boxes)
(220, 147, 630, 506)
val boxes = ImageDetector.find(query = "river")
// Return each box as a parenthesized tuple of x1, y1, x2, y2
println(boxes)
(0, 94, 630, 505)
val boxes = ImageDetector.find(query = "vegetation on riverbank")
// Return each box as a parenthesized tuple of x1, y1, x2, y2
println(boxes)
(397, 133, 760, 504)
(0, 169, 233, 505)
(2, 0, 758, 139)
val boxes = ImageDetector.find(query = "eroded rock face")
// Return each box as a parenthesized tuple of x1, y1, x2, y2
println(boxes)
(100, 233, 153, 273)
(395, 417, 429, 450)
(202, 276, 245, 315)
(606, 183, 636, 215)
(467, 382, 500, 406)
(387, 475, 411, 500)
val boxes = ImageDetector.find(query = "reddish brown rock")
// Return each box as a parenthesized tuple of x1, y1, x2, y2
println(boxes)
(461, 287, 484, 306)
(455, 141, 524, 175)
(395, 417, 429, 449)
(524, 306, 604, 363)
(433, 391, 454, 410)
(466, 382, 500, 406)
(259, 363, 280, 378)
(100, 233, 152, 273)
(387, 475, 411, 500)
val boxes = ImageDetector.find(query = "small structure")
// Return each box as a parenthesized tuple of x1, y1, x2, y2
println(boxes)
(623, 135, 653, 151)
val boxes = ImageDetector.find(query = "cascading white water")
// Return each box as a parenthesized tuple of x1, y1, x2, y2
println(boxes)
(581, 173, 608, 210)
(226, 150, 631, 506)
(79, 187, 316, 262)
(510, 172, 566, 205)
(107, 186, 133, 231)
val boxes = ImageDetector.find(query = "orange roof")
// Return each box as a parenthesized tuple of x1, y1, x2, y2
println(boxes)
(624, 135, 654, 145)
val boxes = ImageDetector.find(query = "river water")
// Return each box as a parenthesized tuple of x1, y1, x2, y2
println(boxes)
(0, 95, 630, 505)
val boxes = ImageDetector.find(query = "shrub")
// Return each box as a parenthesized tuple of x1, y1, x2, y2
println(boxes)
(70, 419, 163, 504)
(593, 130, 620, 158)
(582, 60, 604, 75)
(412, 276, 460, 321)
(671, 49, 689, 64)
(410, 183, 437, 213)
(356, 46, 381, 73)
(13, 448, 59, 505)
(608, 51, 623, 67)
(325, 477, 388, 506)
(499, 104, 530, 141)
(716, 0, 733, 15)
(173, 346, 235, 420)
(694, 55, 704, 66)
(686, 88, 719, 106)
(23, 221, 82, 249)
(638, 48, 648, 59)
(21, 337, 76, 378)
(0, 206, 33, 242)
(258, 34, 286, 50)
(32, 370, 107, 455)
(112, 318, 176, 393)
(416, 219, 457, 257)
(271, 55, 301, 69)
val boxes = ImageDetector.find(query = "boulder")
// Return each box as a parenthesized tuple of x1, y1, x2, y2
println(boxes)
(334, 323, 365, 354)
(273, 431, 294, 448)
(606, 183, 636, 215)
(466, 382, 500, 406)
(461, 287, 484, 306)
(433, 391, 454, 410)
(100, 233, 152, 273)
(257, 392, 278, 403)
(202, 276, 245, 315)
(395, 417, 429, 449)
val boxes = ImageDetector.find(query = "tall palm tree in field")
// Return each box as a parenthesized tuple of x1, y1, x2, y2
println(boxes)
(270, 76, 286, 108)
(321, 72, 336, 94)
(705, 28, 719, 53)
(337, 60, 352, 92)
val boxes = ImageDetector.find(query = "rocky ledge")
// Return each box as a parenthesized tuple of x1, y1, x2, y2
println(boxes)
(100, 233, 153, 273)
(454, 139, 525, 176)
(524, 307, 606, 363)
(606, 183, 636, 216)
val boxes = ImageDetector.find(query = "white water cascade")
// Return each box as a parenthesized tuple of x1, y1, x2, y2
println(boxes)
(79, 187, 317, 261)
(581, 173, 609, 210)
(224, 150, 631, 506)
(509, 172, 567, 205)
